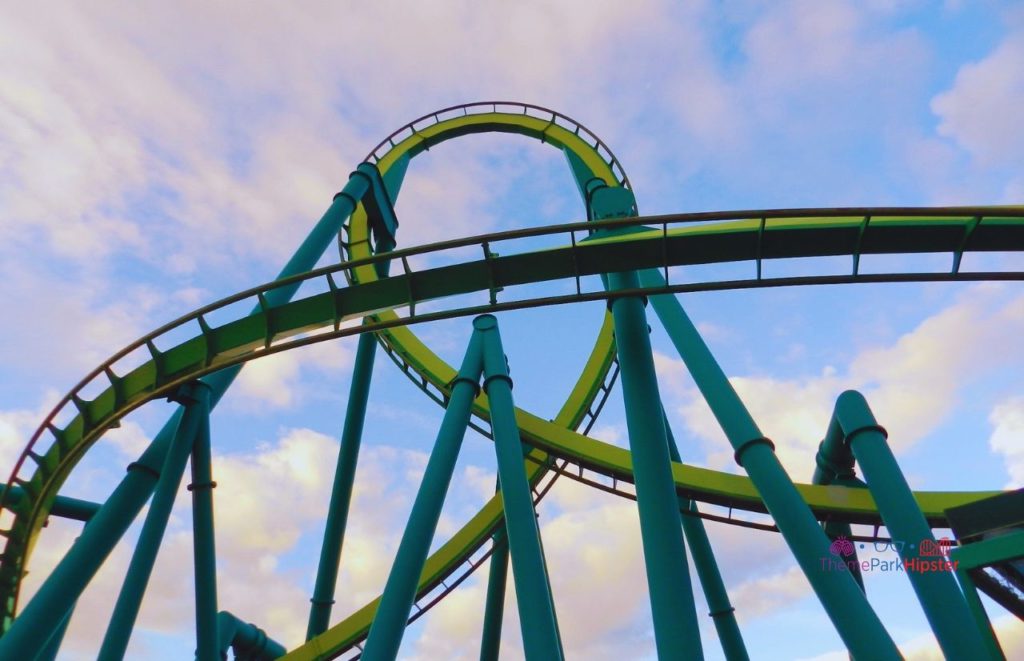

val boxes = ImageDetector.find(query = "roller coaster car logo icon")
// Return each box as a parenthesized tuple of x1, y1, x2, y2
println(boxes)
(919, 537, 953, 557)
(828, 536, 856, 557)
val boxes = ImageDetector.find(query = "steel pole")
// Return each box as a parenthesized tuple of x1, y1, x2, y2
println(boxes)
(664, 417, 748, 661)
(640, 269, 900, 659)
(190, 392, 219, 661)
(831, 390, 992, 659)
(478, 315, 564, 660)
(98, 383, 210, 660)
(361, 330, 484, 660)
(307, 331, 379, 640)
(479, 529, 509, 661)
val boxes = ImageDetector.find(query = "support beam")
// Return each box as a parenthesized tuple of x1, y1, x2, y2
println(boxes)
(813, 436, 867, 592)
(307, 331, 379, 640)
(639, 268, 900, 659)
(361, 330, 484, 661)
(479, 528, 509, 661)
(478, 314, 564, 660)
(217, 610, 287, 660)
(828, 391, 993, 659)
(99, 382, 210, 660)
(190, 392, 219, 661)
(606, 271, 703, 660)
(664, 417, 748, 661)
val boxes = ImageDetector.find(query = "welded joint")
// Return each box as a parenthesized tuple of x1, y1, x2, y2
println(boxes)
(482, 373, 513, 392)
(843, 424, 889, 448)
(167, 380, 212, 406)
(187, 481, 218, 492)
(125, 461, 160, 479)
(708, 606, 736, 618)
(733, 436, 775, 467)
(448, 374, 481, 398)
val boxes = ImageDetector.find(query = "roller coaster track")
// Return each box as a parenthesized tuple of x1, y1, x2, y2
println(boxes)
(2, 102, 1021, 659)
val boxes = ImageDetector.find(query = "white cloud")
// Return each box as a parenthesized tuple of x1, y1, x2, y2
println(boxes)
(932, 31, 1024, 167)
(988, 396, 1024, 489)
(232, 336, 354, 410)
(666, 286, 1024, 478)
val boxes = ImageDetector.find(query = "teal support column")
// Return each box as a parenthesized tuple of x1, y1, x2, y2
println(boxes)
(606, 272, 703, 660)
(663, 417, 748, 661)
(478, 314, 564, 660)
(830, 391, 992, 659)
(0, 410, 182, 658)
(35, 599, 74, 661)
(362, 330, 484, 661)
(479, 528, 509, 661)
(0, 168, 376, 659)
(98, 383, 210, 660)
(639, 269, 900, 659)
(217, 611, 287, 660)
(307, 331, 379, 640)
(189, 393, 219, 661)
(812, 438, 867, 592)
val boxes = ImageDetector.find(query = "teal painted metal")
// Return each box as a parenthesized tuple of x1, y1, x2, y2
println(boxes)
(0, 408, 183, 658)
(605, 270, 703, 660)
(99, 382, 210, 660)
(361, 330, 484, 660)
(478, 314, 564, 660)
(0, 487, 100, 523)
(36, 599, 73, 661)
(829, 390, 993, 659)
(950, 530, 1024, 660)
(307, 331, 379, 640)
(639, 268, 902, 659)
(664, 418, 748, 661)
(217, 610, 287, 660)
(813, 436, 867, 592)
(479, 528, 509, 661)
(189, 388, 219, 661)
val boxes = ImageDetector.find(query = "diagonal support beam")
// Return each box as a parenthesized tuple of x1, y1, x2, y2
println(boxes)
(639, 267, 901, 659)
(362, 328, 484, 660)
(478, 315, 564, 660)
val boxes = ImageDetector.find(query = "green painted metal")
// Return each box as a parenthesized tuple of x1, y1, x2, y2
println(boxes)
(2, 103, 1021, 660)
(36, 601, 73, 661)
(217, 610, 287, 660)
(664, 418, 748, 661)
(98, 382, 210, 660)
(829, 390, 992, 659)
(307, 331, 379, 641)
(813, 434, 867, 592)
(639, 268, 901, 659)
(478, 314, 564, 660)
(0, 409, 182, 658)
(479, 528, 509, 661)
(188, 385, 219, 661)
(361, 330, 484, 660)
(0, 487, 100, 523)
(950, 529, 1024, 660)
(606, 270, 704, 660)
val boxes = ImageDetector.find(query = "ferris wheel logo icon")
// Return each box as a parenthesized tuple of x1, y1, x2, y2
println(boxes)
(829, 536, 856, 557)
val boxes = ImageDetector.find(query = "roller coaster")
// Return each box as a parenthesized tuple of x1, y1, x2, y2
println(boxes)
(1, 102, 1022, 659)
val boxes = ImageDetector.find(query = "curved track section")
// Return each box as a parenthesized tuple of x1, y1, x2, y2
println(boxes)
(2, 209, 1021, 651)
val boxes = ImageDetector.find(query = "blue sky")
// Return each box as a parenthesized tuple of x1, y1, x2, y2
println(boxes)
(1, 1, 1023, 659)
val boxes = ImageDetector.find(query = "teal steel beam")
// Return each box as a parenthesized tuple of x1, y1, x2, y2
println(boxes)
(307, 331, 379, 640)
(0, 410, 182, 658)
(663, 417, 748, 661)
(217, 610, 287, 660)
(35, 599, 74, 661)
(638, 268, 901, 659)
(0, 168, 376, 658)
(828, 391, 993, 659)
(0, 487, 101, 523)
(479, 528, 509, 661)
(98, 382, 210, 660)
(361, 329, 484, 660)
(308, 156, 405, 639)
(478, 314, 564, 660)
(605, 270, 703, 660)
(813, 436, 867, 592)
(190, 391, 219, 661)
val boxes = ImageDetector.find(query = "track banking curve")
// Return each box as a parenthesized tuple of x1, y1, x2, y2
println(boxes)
(1, 103, 1021, 659)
